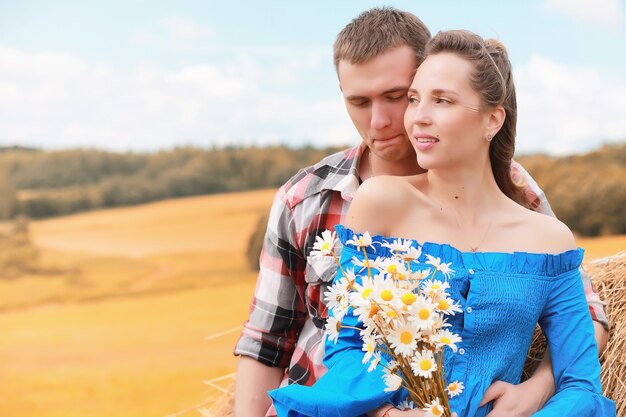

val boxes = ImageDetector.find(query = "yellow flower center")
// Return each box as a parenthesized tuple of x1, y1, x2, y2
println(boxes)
(432, 283, 441, 290)
(448, 382, 458, 391)
(380, 290, 393, 301)
(419, 359, 432, 371)
(418, 308, 431, 320)
(400, 331, 413, 344)
(437, 299, 449, 310)
(440, 336, 451, 344)
(322, 242, 330, 252)
(397, 272, 406, 280)
(362, 288, 373, 299)
(402, 293, 416, 305)
(386, 310, 398, 319)
(387, 264, 397, 273)
(433, 405, 444, 416)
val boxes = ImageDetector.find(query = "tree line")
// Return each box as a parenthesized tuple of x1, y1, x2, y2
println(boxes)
(0, 143, 624, 237)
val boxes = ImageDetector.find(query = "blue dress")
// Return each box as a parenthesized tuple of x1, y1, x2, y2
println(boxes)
(269, 225, 616, 417)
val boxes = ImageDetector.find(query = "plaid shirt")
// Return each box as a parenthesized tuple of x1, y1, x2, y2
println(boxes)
(234, 143, 608, 415)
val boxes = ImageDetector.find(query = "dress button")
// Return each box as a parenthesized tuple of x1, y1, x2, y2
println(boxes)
(468, 269, 475, 275)
(459, 348, 466, 355)
(466, 306, 473, 314)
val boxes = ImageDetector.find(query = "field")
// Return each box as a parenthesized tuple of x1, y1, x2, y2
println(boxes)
(0, 189, 624, 417)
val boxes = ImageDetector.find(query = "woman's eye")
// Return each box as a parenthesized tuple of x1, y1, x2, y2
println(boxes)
(408, 96, 420, 104)
(434, 96, 452, 104)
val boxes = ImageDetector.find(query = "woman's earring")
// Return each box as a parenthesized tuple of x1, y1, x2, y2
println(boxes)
(485, 134, 493, 142)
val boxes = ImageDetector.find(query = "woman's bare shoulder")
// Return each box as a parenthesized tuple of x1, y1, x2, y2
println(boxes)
(519, 208, 577, 254)
(345, 176, 418, 235)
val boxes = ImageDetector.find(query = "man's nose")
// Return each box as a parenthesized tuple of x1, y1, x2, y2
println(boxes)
(370, 101, 392, 130)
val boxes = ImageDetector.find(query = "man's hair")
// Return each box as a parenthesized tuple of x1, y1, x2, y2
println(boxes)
(333, 7, 431, 73)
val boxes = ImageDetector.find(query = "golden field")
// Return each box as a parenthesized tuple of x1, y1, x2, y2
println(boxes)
(0, 188, 624, 417)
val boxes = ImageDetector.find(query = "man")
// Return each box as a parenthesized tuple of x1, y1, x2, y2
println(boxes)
(234, 7, 609, 417)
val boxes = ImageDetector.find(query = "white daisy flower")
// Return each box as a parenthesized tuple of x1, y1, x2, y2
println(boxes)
(350, 276, 375, 307)
(372, 276, 397, 305)
(346, 231, 374, 249)
(431, 329, 462, 352)
(434, 295, 462, 316)
(361, 333, 378, 364)
(377, 257, 408, 279)
(411, 349, 438, 378)
(351, 256, 381, 273)
(423, 397, 445, 417)
(425, 254, 455, 278)
(401, 245, 422, 262)
(388, 322, 419, 357)
(446, 380, 464, 397)
(310, 230, 337, 258)
(323, 278, 350, 312)
(383, 365, 403, 392)
(381, 238, 412, 253)
(325, 316, 341, 344)
(421, 279, 450, 297)
(367, 351, 381, 372)
(411, 268, 432, 281)
(408, 295, 437, 331)
(396, 399, 416, 410)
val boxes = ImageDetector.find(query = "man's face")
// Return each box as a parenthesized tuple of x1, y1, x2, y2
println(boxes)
(338, 46, 417, 163)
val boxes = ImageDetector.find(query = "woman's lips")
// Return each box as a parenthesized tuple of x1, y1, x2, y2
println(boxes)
(413, 134, 439, 151)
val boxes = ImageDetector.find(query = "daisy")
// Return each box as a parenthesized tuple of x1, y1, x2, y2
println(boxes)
(381, 238, 412, 253)
(425, 254, 455, 278)
(401, 245, 422, 262)
(411, 268, 432, 281)
(346, 231, 374, 249)
(421, 279, 451, 297)
(423, 397, 445, 417)
(396, 399, 416, 410)
(411, 349, 438, 378)
(377, 257, 408, 280)
(350, 276, 375, 307)
(408, 295, 437, 330)
(325, 316, 341, 344)
(367, 351, 381, 372)
(351, 256, 381, 273)
(309, 230, 337, 257)
(383, 364, 403, 392)
(387, 322, 419, 357)
(446, 380, 464, 397)
(323, 278, 350, 312)
(431, 329, 462, 352)
(434, 295, 463, 316)
(361, 333, 378, 364)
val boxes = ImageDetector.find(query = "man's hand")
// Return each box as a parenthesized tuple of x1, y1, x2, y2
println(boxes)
(481, 379, 552, 417)
(234, 356, 284, 417)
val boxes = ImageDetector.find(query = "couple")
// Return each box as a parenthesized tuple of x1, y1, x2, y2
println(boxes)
(234, 7, 613, 417)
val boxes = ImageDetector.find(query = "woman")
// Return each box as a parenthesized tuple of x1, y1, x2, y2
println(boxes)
(269, 30, 615, 417)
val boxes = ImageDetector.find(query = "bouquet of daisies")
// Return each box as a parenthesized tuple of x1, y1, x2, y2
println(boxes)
(313, 230, 464, 417)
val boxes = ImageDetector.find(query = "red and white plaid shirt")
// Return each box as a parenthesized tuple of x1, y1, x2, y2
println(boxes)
(234, 143, 608, 416)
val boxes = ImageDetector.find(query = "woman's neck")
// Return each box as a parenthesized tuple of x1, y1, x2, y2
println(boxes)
(424, 163, 505, 226)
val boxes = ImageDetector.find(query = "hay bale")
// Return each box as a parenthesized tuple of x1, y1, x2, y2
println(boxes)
(524, 251, 626, 414)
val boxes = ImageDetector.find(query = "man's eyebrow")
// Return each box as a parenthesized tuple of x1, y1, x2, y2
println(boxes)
(345, 86, 409, 101)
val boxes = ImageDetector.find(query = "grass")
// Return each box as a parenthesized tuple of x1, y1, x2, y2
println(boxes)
(0, 187, 623, 417)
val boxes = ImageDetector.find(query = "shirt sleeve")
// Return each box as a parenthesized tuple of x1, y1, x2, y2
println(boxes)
(532, 268, 616, 416)
(269, 244, 406, 416)
(511, 160, 609, 330)
(234, 186, 308, 368)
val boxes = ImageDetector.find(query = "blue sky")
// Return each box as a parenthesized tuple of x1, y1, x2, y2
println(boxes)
(1, 0, 625, 154)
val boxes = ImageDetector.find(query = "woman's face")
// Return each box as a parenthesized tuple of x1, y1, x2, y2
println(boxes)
(404, 52, 493, 171)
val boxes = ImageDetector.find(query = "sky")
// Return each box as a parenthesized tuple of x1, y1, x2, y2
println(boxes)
(1, 0, 625, 155)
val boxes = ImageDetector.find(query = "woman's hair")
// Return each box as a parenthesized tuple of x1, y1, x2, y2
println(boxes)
(333, 7, 431, 73)
(426, 30, 528, 207)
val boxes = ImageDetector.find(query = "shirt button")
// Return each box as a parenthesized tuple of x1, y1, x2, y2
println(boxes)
(459, 348, 466, 355)
(468, 269, 475, 275)
(466, 306, 473, 314)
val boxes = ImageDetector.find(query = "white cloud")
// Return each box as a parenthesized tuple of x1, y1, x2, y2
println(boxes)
(545, 0, 625, 30)
(130, 16, 213, 51)
(0, 45, 355, 151)
(515, 55, 626, 155)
